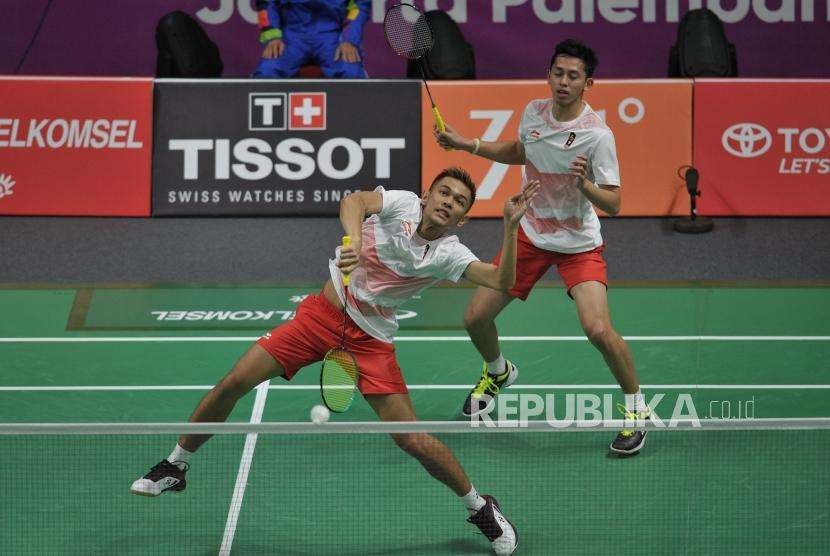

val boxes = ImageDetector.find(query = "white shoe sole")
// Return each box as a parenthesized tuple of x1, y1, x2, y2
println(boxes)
(130, 477, 183, 497)
(491, 502, 519, 555)
(130, 488, 159, 497)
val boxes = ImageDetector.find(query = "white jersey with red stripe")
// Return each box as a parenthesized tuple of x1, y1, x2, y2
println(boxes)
(519, 99, 620, 254)
(329, 187, 478, 343)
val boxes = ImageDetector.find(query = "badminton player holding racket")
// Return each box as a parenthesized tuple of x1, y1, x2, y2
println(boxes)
(435, 39, 650, 456)
(132, 168, 539, 555)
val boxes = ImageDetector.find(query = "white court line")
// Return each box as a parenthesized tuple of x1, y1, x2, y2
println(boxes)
(2, 384, 830, 391)
(219, 380, 269, 556)
(0, 335, 828, 343)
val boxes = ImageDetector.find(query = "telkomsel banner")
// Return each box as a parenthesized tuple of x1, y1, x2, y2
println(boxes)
(0, 78, 153, 216)
(695, 79, 830, 216)
(153, 80, 421, 215)
(421, 80, 692, 217)
(68, 287, 446, 331)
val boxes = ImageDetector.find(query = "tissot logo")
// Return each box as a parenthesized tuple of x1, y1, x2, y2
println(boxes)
(249, 93, 287, 131)
(289, 93, 326, 130)
(249, 92, 327, 131)
(722, 123, 772, 158)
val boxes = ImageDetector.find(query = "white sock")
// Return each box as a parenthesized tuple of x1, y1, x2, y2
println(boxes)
(166, 444, 193, 470)
(624, 390, 647, 412)
(486, 354, 506, 376)
(461, 486, 487, 513)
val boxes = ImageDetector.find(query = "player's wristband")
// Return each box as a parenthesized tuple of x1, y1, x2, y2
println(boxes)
(472, 138, 481, 155)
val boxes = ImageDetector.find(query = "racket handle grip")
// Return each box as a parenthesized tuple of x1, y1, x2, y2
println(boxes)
(433, 107, 454, 150)
(342, 235, 352, 287)
(432, 106, 446, 134)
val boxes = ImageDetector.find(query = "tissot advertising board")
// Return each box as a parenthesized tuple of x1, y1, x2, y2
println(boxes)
(152, 80, 421, 215)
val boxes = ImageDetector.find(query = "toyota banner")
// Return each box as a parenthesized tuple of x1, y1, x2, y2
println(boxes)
(152, 80, 421, 215)
(694, 79, 830, 216)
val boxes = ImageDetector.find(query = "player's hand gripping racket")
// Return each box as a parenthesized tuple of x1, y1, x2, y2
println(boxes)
(320, 236, 359, 413)
(383, 3, 446, 134)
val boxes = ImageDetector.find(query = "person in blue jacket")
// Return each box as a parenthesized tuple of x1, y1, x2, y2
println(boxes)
(252, 0, 370, 78)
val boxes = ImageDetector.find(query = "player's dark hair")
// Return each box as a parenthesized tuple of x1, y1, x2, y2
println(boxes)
(550, 39, 598, 77)
(430, 166, 477, 208)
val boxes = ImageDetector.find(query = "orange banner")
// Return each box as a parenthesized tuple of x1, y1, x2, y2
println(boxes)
(421, 80, 692, 217)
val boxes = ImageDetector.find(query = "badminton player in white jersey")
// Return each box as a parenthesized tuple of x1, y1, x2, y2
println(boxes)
(131, 167, 539, 555)
(436, 39, 650, 455)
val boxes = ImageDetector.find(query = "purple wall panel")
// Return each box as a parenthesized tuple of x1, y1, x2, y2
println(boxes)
(1, 1, 827, 78)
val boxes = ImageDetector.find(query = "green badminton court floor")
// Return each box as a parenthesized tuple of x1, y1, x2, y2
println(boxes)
(1, 283, 828, 554)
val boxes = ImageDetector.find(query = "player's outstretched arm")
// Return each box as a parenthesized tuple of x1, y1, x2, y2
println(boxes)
(464, 180, 540, 290)
(434, 122, 526, 165)
(337, 191, 382, 275)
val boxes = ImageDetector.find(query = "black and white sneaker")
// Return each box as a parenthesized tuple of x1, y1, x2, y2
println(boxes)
(467, 495, 518, 555)
(609, 404, 650, 456)
(462, 360, 519, 417)
(130, 460, 188, 497)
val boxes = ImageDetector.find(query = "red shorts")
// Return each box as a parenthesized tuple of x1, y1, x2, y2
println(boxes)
(256, 293, 408, 395)
(493, 227, 608, 301)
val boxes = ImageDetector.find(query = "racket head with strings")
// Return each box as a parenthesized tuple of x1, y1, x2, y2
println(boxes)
(320, 347, 358, 413)
(383, 3, 445, 133)
(383, 3, 434, 61)
(320, 234, 358, 413)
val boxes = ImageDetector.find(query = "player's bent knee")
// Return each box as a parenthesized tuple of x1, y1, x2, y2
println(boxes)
(390, 432, 415, 452)
(463, 307, 488, 332)
(215, 365, 262, 398)
(584, 321, 612, 347)
(391, 432, 428, 457)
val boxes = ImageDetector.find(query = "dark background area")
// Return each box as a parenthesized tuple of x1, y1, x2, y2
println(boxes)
(2, 217, 827, 283)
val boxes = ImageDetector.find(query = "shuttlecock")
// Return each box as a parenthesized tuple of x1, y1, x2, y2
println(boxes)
(310, 404, 330, 424)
